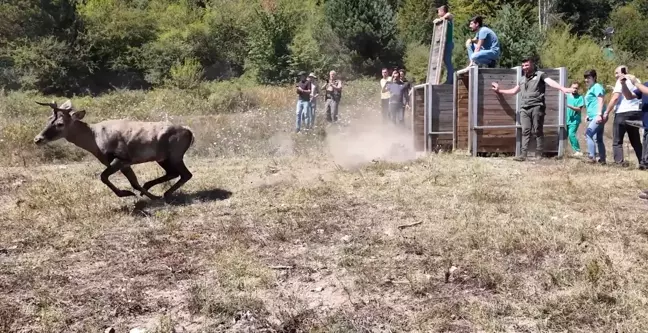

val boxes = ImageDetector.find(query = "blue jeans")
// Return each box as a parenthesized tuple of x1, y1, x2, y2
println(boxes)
(585, 119, 606, 161)
(307, 101, 316, 128)
(444, 41, 454, 84)
(295, 100, 311, 131)
(467, 43, 499, 66)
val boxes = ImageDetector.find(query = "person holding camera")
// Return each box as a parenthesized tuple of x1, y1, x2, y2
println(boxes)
(603, 66, 643, 167)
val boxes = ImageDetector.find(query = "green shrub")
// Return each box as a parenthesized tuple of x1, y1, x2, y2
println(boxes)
(403, 42, 429, 83)
(166, 57, 204, 90)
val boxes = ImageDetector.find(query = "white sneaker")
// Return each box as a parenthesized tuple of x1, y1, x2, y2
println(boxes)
(573, 151, 583, 157)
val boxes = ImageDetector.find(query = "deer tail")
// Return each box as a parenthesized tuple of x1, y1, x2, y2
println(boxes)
(182, 126, 195, 149)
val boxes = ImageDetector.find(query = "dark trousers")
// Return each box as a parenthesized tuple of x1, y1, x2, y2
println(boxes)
(613, 111, 643, 164)
(389, 103, 404, 125)
(381, 98, 390, 122)
(642, 129, 648, 166)
(520, 105, 545, 156)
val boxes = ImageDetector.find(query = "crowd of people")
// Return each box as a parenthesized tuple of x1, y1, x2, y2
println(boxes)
(431, 4, 648, 199)
(294, 70, 342, 133)
(290, 4, 648, 200)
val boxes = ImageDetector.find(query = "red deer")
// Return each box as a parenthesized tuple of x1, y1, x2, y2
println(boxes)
(33, 99, 195, 201)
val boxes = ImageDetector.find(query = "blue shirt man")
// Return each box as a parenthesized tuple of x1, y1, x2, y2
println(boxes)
(465, 16, 500, 68)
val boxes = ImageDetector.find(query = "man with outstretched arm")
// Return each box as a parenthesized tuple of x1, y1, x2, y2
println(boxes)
(491, 57, 575, 161)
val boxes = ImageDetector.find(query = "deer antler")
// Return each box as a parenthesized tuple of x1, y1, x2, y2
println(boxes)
(35, 101, 58, 109)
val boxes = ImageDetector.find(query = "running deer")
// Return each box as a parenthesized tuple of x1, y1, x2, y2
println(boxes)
(33, 99, 195, 201)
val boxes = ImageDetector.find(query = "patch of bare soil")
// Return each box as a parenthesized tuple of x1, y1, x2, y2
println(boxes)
(2, 146, 648, 332)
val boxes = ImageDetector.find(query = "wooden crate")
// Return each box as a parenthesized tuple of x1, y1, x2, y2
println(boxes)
(412, 84, 426, 151)
(453, 66, 567, 157)
(411, 83, 454, 152)
(428, 84, 454, 151)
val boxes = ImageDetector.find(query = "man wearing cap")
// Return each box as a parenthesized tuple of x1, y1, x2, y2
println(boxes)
(307, 73, 319, 129)
(295, 71, 311, 132)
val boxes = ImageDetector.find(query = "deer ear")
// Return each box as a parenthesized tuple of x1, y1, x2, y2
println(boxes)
(71, 110, 86, 120)
(59, 99, 72, 110)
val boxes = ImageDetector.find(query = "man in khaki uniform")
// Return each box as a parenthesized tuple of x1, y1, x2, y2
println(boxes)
(491, 57, 575, 161)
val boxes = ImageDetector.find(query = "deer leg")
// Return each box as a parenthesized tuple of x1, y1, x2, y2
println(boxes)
(101, 159, 136, 198)
(163, 160, 192, 201)
(142, 160, 180, 191)
(121, 167, 161, 200)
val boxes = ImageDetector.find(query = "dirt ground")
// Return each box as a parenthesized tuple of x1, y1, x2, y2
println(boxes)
(2, 114, 648, 332)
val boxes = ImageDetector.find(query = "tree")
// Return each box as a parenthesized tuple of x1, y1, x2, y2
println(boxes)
(607, 2, 648, 57)
(490, 4, 544, 68)
(325, 0, 404, 74)
(244, 6, 295, 84)
(397, 0, 435, 45)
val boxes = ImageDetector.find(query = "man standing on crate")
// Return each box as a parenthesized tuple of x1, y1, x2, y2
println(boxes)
(433, 4, 454, 85)
(490, 57, 575, 161)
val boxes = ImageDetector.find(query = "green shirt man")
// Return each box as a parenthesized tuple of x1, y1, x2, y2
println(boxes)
(566, 91, 584, 124)
(565, 82, 585, 154)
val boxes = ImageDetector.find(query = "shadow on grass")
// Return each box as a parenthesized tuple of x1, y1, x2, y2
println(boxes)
(115, 188, 233, 217)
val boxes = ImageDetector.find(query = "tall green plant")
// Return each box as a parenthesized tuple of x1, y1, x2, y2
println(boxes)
(607, 2, 648, 57)
(490, 4, 544, 68)
(325, 0, 404, 74)
(244, 6, 295, 84)
(539, 24, 617, 85)
(397, 0, 435, 45)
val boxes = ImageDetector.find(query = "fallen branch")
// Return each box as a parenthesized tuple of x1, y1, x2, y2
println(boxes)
(269, 265, 294, 270)
(397, 221, 423, 230)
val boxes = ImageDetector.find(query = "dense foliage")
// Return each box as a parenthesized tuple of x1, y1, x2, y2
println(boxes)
(1, 0, 647, 94)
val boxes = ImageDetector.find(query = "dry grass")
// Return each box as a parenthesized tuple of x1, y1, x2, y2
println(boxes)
(2, 81, 648, 332)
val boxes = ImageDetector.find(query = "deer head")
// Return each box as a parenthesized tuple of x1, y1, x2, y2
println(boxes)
(33, 99, 86, 145)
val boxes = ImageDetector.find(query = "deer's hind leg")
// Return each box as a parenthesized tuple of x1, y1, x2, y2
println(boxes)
(121, 166, 161, 200)
(142, 160, 180, 191)
(163, 160, 192, 201)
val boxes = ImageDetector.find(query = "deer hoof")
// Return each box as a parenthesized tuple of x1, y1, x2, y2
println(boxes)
(143, 192, 161, 200)
(117, 190, 136, 197)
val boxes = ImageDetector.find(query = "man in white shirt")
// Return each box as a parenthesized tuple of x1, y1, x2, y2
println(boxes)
(380, 68, 391, 123)
(603, 65, 643, 166)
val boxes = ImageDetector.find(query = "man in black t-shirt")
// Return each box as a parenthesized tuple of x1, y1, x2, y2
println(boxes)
(399, 69, 412, 107)
(295, 71, 311, 132)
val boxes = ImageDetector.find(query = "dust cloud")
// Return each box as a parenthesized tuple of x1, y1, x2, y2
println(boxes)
(324, 110, 418, 169)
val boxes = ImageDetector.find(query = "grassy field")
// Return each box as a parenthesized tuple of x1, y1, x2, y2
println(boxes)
(1, 81, 648, 332)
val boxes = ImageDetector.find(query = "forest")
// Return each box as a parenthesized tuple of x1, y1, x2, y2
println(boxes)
(1, 0, 648, 96)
